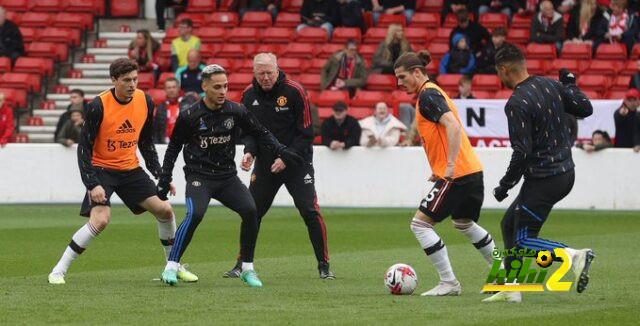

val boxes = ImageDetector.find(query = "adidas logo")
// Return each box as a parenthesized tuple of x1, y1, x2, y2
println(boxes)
(116, 119, 135, 134)
(252, 100, 259, 106)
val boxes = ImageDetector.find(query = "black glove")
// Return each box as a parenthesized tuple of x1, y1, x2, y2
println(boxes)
(277, 147, 304, 166)
(559, 68, 576, 85)
(493, 185, 509, 202)
(157, 179, 170, 201)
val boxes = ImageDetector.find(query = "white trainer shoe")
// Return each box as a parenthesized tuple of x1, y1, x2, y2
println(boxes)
(482, 291, 522, 303)
(421, 280, 462, 296)
(48, 272, 65, 285)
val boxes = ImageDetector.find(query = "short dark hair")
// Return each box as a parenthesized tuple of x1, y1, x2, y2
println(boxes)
(592, 130, 611, 142)
(394, 51, 432, 74)
(179, 18, 193, 28)
(70, 89, 84, 97)
(459, 74, 472, 85)
(492, 27, 507, 37)
(456, 8, 470, 23)
(109, 58, 138, 80)
(201, 64, 227, 81)
(495, 43, 525, 67)
(164, 77, 179, 85)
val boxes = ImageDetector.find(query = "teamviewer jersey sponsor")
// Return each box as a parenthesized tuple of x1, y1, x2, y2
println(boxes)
(77, 88, 161, 190)
(160, 99, 285, 181)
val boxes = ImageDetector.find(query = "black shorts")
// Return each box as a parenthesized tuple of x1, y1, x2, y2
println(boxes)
(418, 172, 484, 222)
(80, 167, 157, 217)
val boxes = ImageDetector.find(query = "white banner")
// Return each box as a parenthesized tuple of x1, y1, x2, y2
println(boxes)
(452, 99, 622, 147)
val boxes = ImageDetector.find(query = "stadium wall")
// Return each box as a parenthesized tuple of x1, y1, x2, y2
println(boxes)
(0, 145, 638, 210)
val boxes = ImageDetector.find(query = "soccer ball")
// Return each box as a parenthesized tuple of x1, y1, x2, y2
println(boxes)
(384, 263, 418, 295)
(536, 250, 553, 268)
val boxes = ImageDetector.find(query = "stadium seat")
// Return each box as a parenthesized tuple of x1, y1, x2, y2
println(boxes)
(351, 90, 387, 107)
(228, 73, 254, 90)
(317, 107, 333, 120)
(65, 0, 101, 14)
(349, 106, 374, 119)
(137, 73, 155, 90)
(249, 44, 283, 56)
(110, 1, 139, 17)
(366, 74, 396, 91)
(147, 88, 167, 105)
(29, 0, 62, 12)
(19, 12, 53, 27)
(410, 12, 440, 28)
(0, 57, 10, 73)
(274, 12, 301, 27)
(14, 57, 54, 77)
(296, 27, 329, 43)
(278, 58, 308, 74)
(233, 59, 253, 73)
(298, 74, 322, 91)
(156, 72, 175, 88)
(52, 12, 94, 31)
(282, 0, 303, 13)
(479, 13, 508, 28)
(241, 11, 272, 27)
(196, 27, 226, 43)
(363, 28, 387, 44)
(199, 43, 221, 58)
(359, 44, 377, 60)
(0, 73, 41, 93)
(620, 60, 637, 76)
(332, 27, 362, 44)
(158, 43, 172, 59)
(226, 28, 260, 43)
(632, 43, 640, 59)
(577, 75, 609, 93)
(186, 0, 216, 12)
(526, 59, 548, 75)
(426, 43, 449, 60)
(561, 43, 592, 60)
(226, 90, 242, 102)
(551, 59, 587, 74)
(507, 29, 530, 44)
(281, 43, 318, 59)
(319, 43, 344, 59)
(206, 12, 239, 27)
(0, 88, 27, 108)
(526, 43, 557, 59)
(426, 59, 439, 76)
(391, 90, 415, 105)
(6, 11, 21, 24)
(511, 14, 532, 28)
(262, 27, 294, 43)
(307, 58, 327, 74)
(442, 13, 458, 28)
(405, 27, 429, 45)
(595, 43, 627, 60)
(611, 75, 632, 91)
(218, 0, 234, 11)
(216, 44, 245, 58)
(605, 90, 627, 99)
(176, 13, 206, 28)
(432, 27, 452, 43)
(315, 90, 349, 107)
(588, 60, 622, 76)
(14, 133, 29, 143)
(377, 14, 407, 27)
(472, 74, 502, 91)
(582, 90, 600, 99)
(436, 74, 462, 93)
(27, 116, 44, 126)
(416, 0, 443, 12)
(38, 27, 82, 47)
(494, 89, 513, 99)
(26, 42, 68, 62)
(0, 0, 28, 12)
(472, 91, 494, 99)
(205, 58, 237, 72)
(40, 100, 56, 110)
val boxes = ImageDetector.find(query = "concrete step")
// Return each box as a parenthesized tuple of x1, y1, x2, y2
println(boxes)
(81, 70, 110, 78)
(47, 93, 100, 101)
(34, 109, 65, 117)
(87, 48, 128, 55)
(25, 133, 54, 143)
(74, 63, 110, 70)
(21, 126, 55, 133)
(106, 39, 131, 48)
(60, 78, 112, 85)
(60, 85, 108, 92)
(42, 116, 58, 126)
(95, 54, 126, 63)
(100, 32, 165, 40)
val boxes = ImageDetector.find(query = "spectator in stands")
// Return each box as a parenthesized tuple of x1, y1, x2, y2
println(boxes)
(56, 108, 84, 147)
(321, 39, 367, 97)
(0, 91, 13, 147)
(231, 0, 281, 22)
(176, 49, 206, 97)
(614, 88, 640, 150)
(156, 0, 188, 31)
(372, 24, 413, 75)
(531, 0, 565, 52)
(577, 129, 612, 152)
(629, 58, 640, 89)
(604, 0, 639, 54)
(440, 33, 476, 75)
(298, 0, 337, 39)
(321, 101, 361, 150)
(171, 18, 201, 71)
(154, 77, 183, 144)
(129, 29, 161, 80)
(54, 89, 87, 140)
(442, 0, 477, 24)
(565, 0, 608, 51)
(450, 8, 492, 54)
(359, 102, 407, 147)
(478, 0, 516, 20)
(336, 0, 367, 32)
(456, 75, 476, 99)
(0, 6, 24, 65)
(476, 27, 507, 74)
(371, 0, 416, 25)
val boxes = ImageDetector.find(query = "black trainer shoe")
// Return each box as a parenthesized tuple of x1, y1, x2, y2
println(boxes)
(318, 262, 335, 280)
(223, 262, 242, 278)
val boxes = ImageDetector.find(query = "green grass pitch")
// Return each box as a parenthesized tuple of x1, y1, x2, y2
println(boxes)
(1, 205, 639, 325)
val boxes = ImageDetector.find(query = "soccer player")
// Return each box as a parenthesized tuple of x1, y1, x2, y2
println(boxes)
(158, 64, 303, 287)
(485, 44, 595, 303)
(48, 58, 197, 284)
(393, 51, 499, 296)
(222, 53, 335, 280)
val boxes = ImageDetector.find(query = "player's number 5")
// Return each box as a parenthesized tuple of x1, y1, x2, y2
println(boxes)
(426, 188, 439, 203)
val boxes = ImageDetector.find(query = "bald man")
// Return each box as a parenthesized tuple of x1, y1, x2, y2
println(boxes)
(176, 49, 205, 96)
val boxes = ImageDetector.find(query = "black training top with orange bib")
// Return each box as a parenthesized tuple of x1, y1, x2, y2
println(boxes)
(77, 88, 161, 190)
(415, 81, 483, 179)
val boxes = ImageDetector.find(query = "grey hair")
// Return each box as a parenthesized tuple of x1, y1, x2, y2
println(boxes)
(201, 64, 227, 80)
(253, 52, 278, 68)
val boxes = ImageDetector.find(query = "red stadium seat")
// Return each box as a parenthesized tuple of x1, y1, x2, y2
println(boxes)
(359, 44, 377, 60)
(472, 74, 502, 91)
(137, 73, 155, 90)
(226, 90, 242, 102)
(595, 43, 627, 60)
(605, 90, 627, 99)
(632, 43, 640, 59)
(391, 90, 415, 105)
(511, 14, 532, 28)
(307, 59, 327, 74)
(65, 0, 101, 14)
(281, 43, 318, 59)
(416, 0, 443, 12)
(0, 57, 10, 73)
(366, 74, 396, 91)
(479, 13, 508, 28)
(205, 58, 237, 72)
(18, 27, 39, 43)
(298, 74, 322, 91)
(196, 27, 226, 43)
(315, 90, 349, 106)
(0, 88, 27, 108)
(588, 60, 622, 76)
(332, 27, 362, 44)
(186, 0, 216, 12)
(296, 27, 329, 43)
(405, 27, 429, 45)
(38, 27, 82, 47)
(437, 74, 462, 93)
(14, 57, 54, 77)
(551, 58, 587, 74)
(226, 27, 260, 43)
(426, 43, 449, 60)
(218, 0, 234, 11)
(274, 12, 301, 27)
(110, 1, 139, 17)
(318, 107, 333, 120)
(29, 0, 62, 12)
(427, 59, 439, 76)
(526, 43, 557, 59)
(507, 29, 530, 44)
(0, 0, 28, 11)
(27, 116, 44, 126)
(472, 91, 494, 99)
(199, 43, 221, 58)
(262, 27, 294, 43)
(234, 59, 254, 73)
(147, 88, 167, 105)
(363, 28, 387, 44)
(19, 12, 53, 27)
(282, 0, 303, 13)
(26, 42, 68, 62)
(241, 11, 272, 27)
(349, 106, 374, 119)
(278, 58, 308, 74)
(156, 72, 176, 88)
(442, 13, 458, 28)
(14, 133, 29, 143)
(432, 27, 452, 43)
(526, 59, 548, 75)
(411, 12, 440, 28)
(0, 73, 41, 93)
(351, 90, 387, 107)
(228, 73, 254, 90)
(377, 14, 406, 27)
(582, 90, 600, 99)
(216, 44, 245, 58)
(206, 12, 239, 27)
(52, 12, 94, 31)
(249, 44, 283, 56)
(577, 75, 609, 93)
(318, 43, 344, 59)
(494, 89, 513, 99)
(561, 43, 592, 60)
(611, 75, 632, 91)
(175, 13, 206, 28)
(620, 60, 637, 76)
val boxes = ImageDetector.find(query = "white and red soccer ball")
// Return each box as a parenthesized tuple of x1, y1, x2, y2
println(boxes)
(384, 263, 418, 295)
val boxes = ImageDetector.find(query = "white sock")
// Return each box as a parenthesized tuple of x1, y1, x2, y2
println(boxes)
(453, 221, 496, 266)
(410, 218, 456, 282)
(242, 262, 254, 272)
(51, 223, 100, 275)
(165, 260, 180, 272)
(157, 213, 177, 260)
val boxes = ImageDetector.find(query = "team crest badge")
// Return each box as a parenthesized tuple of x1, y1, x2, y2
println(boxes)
(277, 96, 287, 106)
(224, 118, 234, 130)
